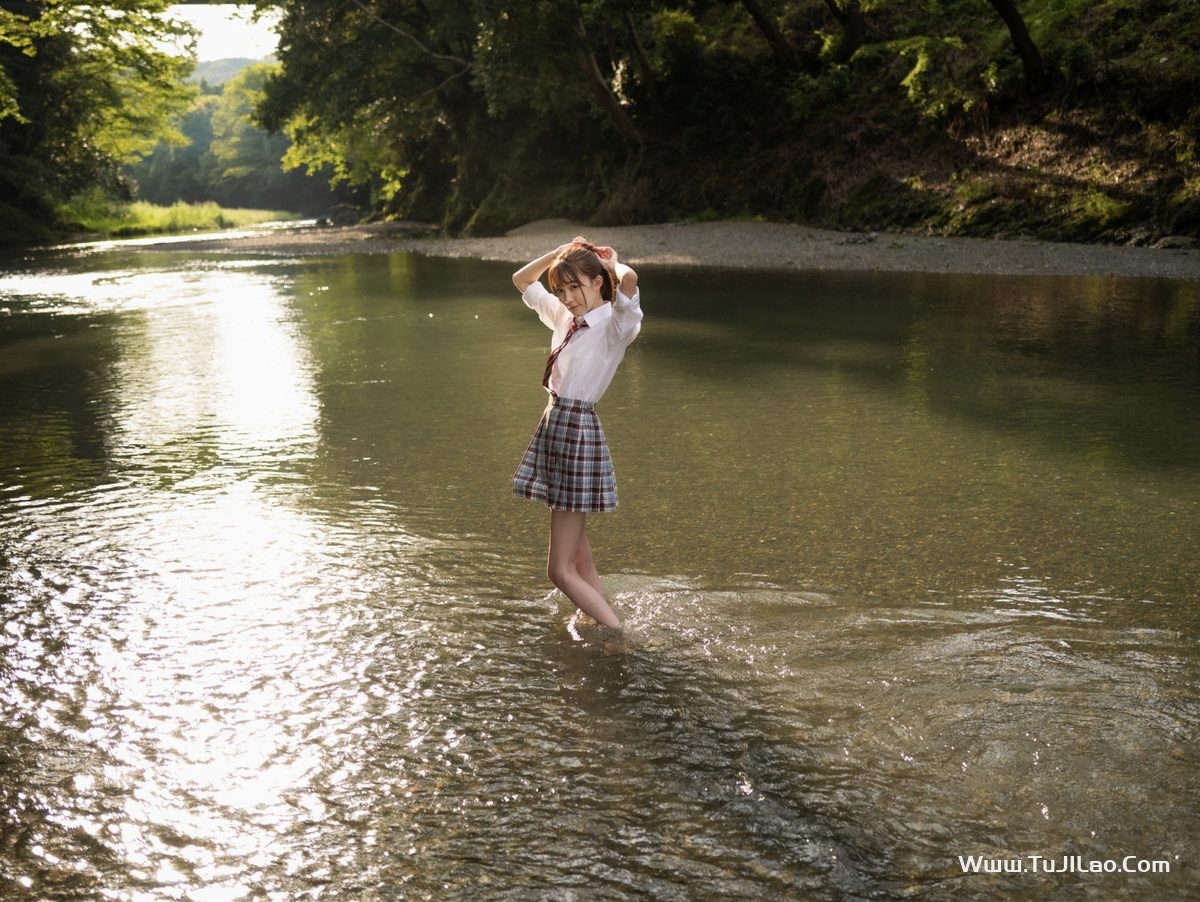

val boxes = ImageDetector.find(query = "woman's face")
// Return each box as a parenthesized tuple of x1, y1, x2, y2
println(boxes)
(553, 273, 605, 317)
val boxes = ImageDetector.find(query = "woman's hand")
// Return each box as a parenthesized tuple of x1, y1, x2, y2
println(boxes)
(569, 236, 616, 263)
(514, 244, 571, 292)
(590, 244, 619, 283)
(592, 245, 619, 291)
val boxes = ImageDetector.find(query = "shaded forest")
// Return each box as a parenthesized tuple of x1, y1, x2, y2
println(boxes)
(253, 0, 1199, 244)
(1, 0, 1198, 246)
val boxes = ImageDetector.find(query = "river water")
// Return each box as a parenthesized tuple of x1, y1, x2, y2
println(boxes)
(0, 242, 1197, 900)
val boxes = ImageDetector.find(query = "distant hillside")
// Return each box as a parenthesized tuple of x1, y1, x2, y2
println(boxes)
(192, 57, 274, 86)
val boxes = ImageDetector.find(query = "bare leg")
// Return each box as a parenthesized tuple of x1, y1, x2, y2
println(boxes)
(547, 510, 621, 629)
(573, 530, 608, 600)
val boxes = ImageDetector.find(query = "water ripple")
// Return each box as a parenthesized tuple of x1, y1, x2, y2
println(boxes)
(3, 253, 1198, 899)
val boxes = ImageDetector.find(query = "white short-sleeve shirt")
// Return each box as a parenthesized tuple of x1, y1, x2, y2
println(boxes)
(523, 281, 642, 402)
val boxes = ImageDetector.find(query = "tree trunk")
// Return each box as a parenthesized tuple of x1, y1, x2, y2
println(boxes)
(623, 10, 666, 119)
(822, 0, 865, 62)
(986, 0, 1048, 89)
(738, 0, 800, 72)
(571, 5, 643, 149)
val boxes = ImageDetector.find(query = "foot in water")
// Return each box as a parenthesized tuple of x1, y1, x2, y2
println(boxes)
(565, 610, 658, 655)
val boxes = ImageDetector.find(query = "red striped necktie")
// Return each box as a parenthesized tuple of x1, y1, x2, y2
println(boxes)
(542, 318, 588, 392)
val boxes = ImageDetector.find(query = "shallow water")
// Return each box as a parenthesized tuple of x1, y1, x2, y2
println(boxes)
(0, 244, 1198, 900)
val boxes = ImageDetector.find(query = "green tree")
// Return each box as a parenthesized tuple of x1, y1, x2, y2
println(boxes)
(257, 0, 485, 226)
(127, 63, 357, 217)
(210, 61, 352, 214)
(257, 1, 765, 231)
(252, 0, 1198, 241)
(0, 0, 197, 240)
(211, 64, 291, 182)
(129, 92, 221, 205)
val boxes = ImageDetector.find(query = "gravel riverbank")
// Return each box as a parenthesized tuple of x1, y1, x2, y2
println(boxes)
(128, 217, 1200, 281)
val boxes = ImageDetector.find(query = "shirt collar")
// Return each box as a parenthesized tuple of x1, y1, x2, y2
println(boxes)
(579, 302, 612, 328)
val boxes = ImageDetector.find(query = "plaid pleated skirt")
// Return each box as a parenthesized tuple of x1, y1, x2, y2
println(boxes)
(513, 397, 618, 512)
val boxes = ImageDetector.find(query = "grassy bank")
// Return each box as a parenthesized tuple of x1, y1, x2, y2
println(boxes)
(58, 192, 299, 240)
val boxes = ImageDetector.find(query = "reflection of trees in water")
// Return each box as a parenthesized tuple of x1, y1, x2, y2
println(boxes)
(898, 273, 1200, 472)
(643, 266, 1200, 471)
(0, 310, 120, 497)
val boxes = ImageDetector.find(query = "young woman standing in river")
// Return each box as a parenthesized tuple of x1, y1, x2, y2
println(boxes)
(511, 237, 642, 631)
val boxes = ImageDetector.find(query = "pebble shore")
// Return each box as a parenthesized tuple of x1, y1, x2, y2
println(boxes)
(132, 217, 1200, 281)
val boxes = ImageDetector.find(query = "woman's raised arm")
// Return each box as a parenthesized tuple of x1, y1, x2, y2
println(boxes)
(512, 244, 572, 293)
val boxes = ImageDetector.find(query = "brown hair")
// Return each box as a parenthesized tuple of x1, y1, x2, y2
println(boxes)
(547, 240, 614, 302)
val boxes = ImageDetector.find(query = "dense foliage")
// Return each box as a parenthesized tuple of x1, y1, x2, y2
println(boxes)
(0, 0, 195, 243)
(1, 0, 1196, 245)
(126, 63, 359, 217)
(256, 0, 1200, 242)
